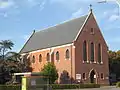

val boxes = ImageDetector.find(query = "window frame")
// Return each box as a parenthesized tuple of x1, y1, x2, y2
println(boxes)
(46, 53, 50, 62)
(98, 43, 102, 63)
(83, 40, 87, 62)
(39, 54, 42, 63)
(82, 73, 86, 80)
(65, 49, 70, 59)
(91, 42, 94, 62)
(100, 73, 104, 80)
(90, 28, 94, 34)
(56, 51, 60, 62)
(32, 55, 35, 63)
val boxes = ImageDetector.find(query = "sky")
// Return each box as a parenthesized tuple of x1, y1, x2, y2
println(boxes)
(0, 0, 120, 52)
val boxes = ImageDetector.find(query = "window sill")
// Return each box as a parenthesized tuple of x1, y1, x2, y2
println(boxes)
(97, 62, 103, 64)
(55, 60, 60, 63)
(65, 58, 70, 60)
(89, 61, 95, 64)
(100, 78, 104, 80)
(90, 32, 95, 35)
(83, 78, 87, 80)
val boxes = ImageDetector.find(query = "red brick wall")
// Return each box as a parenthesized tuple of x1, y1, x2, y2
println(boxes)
(74, 12, 109, 84)
(28, 44, 75, 83)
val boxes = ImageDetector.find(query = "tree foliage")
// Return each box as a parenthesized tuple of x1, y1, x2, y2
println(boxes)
(0, 40, 24, 84)
(0, 40, 14, 60)
(41, 62, 58, 84)
(108, 50, 120, 81)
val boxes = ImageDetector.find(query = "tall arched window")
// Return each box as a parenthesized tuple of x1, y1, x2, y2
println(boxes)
(83, 41, 87, 61)
(66, 49, 70, 59)
(56, 51, 59, 61)
(32, 55, 35, 63)
(46, 53, 50, 62)
(39, 54, 42, 62)
(91, 42, 94, 62)
(98, 43, 101, 63)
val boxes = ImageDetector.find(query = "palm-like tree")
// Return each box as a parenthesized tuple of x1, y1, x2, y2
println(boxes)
(0, 40, 14, 60)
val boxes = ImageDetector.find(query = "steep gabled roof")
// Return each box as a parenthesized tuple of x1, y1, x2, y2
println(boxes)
(20, 14, 89, 53)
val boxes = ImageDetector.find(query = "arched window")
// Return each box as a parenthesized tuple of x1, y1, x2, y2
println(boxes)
(83, 41, 87, 61)
(39, 54, 42, 62)
(98, 43, 101, 63)
(66, 49, 70, 59)
(82, 73, 86, 79)
(56, 51, 59, 61)
(46, 53, 50, 62)
(91, 42, 94, 62)
(32, 55, 35, 63)
(101, 73, 104, 79)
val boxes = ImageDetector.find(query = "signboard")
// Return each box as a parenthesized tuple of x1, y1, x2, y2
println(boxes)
(22, 77, 27, 90)
(76, 74, 81, 80)
(94, 75, 96, 78)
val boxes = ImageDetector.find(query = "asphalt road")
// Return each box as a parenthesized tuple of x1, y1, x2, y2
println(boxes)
(55, 86, 120, 90)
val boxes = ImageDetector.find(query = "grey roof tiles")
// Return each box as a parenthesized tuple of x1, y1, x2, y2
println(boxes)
(20, 15, 88, 53)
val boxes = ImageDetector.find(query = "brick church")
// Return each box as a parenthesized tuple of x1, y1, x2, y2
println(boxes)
(20, 10, 109, 84)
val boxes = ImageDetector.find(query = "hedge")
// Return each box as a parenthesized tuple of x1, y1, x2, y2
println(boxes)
(51, 83, 100, 89)
(0, 84, 100, 90)
(116, 82, 120, 87)
(0, 85, 21, 90)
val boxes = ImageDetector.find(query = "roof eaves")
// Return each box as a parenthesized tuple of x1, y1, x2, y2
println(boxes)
(21, 42, 73, 53)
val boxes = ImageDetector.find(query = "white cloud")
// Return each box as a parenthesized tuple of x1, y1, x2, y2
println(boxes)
(109, 14, 120, 21)
(39, 0, 46, 11)
(0, 0, 14, 9)
(71, 8, 83, 18)
(50, 0, 97, 11)
(26, 0, 37, 7)
(25, 0, 46, 11)
(102, 7, 120, 22)
(103, 11, 108, 17)
(50, 0, 96, 4)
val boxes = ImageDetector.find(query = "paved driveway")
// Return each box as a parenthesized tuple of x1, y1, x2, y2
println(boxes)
(56, 86, 120, 90)
(79, 86, 120, 90)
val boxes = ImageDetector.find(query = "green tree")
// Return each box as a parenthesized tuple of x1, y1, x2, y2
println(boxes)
(5, 52, 21, 62)
(41, 62, 58, 84)
(108, 50, 120, 81)
(0, 40, 14, 60)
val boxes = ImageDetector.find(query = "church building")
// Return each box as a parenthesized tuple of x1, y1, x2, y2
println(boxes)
(20, 10, 109, 84)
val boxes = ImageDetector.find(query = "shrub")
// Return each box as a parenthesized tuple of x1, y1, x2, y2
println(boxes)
(51, 84, 79, 89)
(0, 85, 21, 90)
(116, 82, 120, 87)
(41, 62, 58, 84)
(80, 83, 100, 88)
(51, 84, 100, 89)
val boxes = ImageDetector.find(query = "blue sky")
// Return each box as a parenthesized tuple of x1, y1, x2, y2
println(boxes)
(0, 0, 120, 52)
